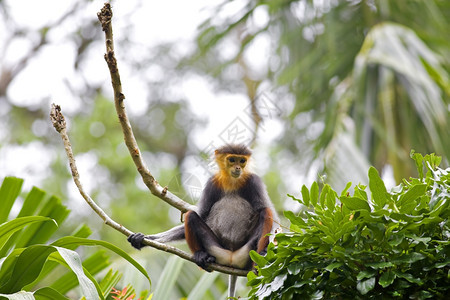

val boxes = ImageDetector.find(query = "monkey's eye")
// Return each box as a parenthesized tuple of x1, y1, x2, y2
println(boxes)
(228, 157, 235, 163)
(240, 158, 246, 164)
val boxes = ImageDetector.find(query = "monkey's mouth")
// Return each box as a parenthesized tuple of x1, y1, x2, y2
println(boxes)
(231, 171, 241, 178)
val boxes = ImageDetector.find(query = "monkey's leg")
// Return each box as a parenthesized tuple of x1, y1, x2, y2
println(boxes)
(255, 207, 274, 254)
(184, 211, 231, 270)
(228, 207, 274, 269)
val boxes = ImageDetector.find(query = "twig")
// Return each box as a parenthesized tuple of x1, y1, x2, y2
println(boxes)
(50, 104, 248, 277)
(97, 3, 195, 213)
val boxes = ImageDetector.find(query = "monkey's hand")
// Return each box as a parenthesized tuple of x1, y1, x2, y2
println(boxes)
(193, 250, 216, 271)
(127, 232, 147, 250)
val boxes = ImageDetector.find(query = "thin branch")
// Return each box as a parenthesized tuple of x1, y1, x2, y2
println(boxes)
(96, 3, 195, 213)
(50, 104, 248, 277)
(49, 2, 249, 277)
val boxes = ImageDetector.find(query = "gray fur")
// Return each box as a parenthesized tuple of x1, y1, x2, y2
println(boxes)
(205, 193, 259, 250)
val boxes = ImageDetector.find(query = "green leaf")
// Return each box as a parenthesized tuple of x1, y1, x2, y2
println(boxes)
(50, 248, 101, 300)
(366, 261, 394, 269)
(98, 269, 122, 298)
(0, 245, 56, 294)
(341, 182, 352, 197)
(152, 256, 184, 300)
(14, 196, 69, 248)
(301, 185, 310, 207)
(398, 184, 427, 210)
(310, 182, 319, 207)
(50, 250, 111, 294)
(410, 150, 424, 180)
(250, 250, 267, 267)
(51, 236, 150, 287)
(393, 271, 422, 284)
(325, 262, 343, 272)
(356, 277, 375, 295)
(284, 211, 306, 231)
(357, 270, 376, 281)
(0, 216, 55, 250)
(0, 177, 23, 224)
(319, 184, 330, 208)
(368, 167, 387, 207)
(340, 196, 371, 211)
(0, 291, 34, 300)
(34, 287, 70, 300)
(379, 270, 395, 288)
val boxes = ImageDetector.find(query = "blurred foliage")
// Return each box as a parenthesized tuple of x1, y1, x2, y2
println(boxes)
(248, 153, 450, 299)
(0, 176, 150, 299)
(189, 0, 450, 190)
(1, 0, 450, 298)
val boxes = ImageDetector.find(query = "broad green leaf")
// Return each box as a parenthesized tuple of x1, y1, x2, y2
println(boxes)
(368, 167, 387, 207)
(249, 250, 267, 268)
(357, 269, 376, 281)
(301, 185, 310, 207)
(49, 250, 110, 294)
(0, 245, 56, 294)
(0, 187, 48, 257)
(51, 236, 150, 287)
(393, 271, 422, 284)
(356, 277, 375, 295)
(325, 262, 343, 272)
(34, 287, 70, 300)
(379, 270, 395, 288)
(319, 184, 330, 208)
(398, 184, 427, 209)
(26, 197, 70, 246)
(50, 248, 100, 300)
(0, 177, 23, 224)
(340, 196, 370, 211)
(0, 291, 34, 300)
(17, 187, 46, 218)
(15, 196, 69, 248)
(310, 181, 319, 207)
(0, 216, 55, 250)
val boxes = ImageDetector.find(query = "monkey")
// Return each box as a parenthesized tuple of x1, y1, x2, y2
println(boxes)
(127, 144, 279, 273)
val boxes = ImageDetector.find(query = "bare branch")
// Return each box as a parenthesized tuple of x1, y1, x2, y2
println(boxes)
(50, 3, 249, 276)
(97, 3, 195, 213)
(50, 103, 248, 277)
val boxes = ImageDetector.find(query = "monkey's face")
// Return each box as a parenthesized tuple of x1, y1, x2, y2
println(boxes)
(226, 155, 248, 178)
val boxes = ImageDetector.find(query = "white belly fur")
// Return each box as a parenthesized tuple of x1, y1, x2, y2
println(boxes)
(205, 194, 257, 250)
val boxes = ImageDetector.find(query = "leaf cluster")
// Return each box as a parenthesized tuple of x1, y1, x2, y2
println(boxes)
(248, 153, 450, 299)
(0, 177, 150, 300)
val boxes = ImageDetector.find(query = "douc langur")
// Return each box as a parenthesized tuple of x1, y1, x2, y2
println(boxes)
(127, 144, 279, 297)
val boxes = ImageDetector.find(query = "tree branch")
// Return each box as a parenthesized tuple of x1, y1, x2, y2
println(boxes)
(50, 104, 248, 277)
(51, 2, 250, 277)
(96, 3, 195, 213)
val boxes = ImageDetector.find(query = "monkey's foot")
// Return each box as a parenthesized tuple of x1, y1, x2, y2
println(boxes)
(193, 251, 216, 271)
(127, 232, 146, 250)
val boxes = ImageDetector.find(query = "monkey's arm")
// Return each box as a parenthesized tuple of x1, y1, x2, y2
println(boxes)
(128, 224, 185, 250)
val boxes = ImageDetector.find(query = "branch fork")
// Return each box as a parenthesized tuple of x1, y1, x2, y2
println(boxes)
(50, 3, 248, 277)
